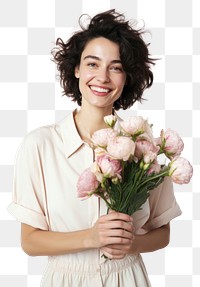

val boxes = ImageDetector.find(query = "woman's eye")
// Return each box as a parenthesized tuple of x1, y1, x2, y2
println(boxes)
(110, 66, 123, 72)
(87, 62, 97, 68)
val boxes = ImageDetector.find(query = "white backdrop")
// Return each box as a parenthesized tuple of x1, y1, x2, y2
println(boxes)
(0, 0, 199, 286)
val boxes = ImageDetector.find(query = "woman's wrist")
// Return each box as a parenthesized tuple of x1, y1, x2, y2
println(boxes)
(82, 228, 97, 250)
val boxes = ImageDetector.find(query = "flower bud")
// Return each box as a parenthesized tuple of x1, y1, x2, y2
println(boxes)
(104, 115, 117, 128)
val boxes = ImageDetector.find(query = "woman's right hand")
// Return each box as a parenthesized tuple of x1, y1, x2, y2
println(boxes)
(88, 212, 134, 249)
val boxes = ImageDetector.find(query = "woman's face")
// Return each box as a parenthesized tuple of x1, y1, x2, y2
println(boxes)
(75, 37, 127, 110)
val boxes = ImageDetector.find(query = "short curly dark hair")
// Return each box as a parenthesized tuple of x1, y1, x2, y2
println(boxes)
(52, 9, 155, 110)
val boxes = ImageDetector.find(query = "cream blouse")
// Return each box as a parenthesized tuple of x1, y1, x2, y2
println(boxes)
(8, 110, 182, 287)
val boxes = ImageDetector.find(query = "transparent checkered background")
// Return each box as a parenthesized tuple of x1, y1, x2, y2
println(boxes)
(0, 0, 199, 286)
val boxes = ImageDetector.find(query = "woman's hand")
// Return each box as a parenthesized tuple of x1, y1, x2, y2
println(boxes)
(101, 241, 135, 259)
(89, 211, 134, 259)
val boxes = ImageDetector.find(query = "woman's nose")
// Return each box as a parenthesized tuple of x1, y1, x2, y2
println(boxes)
(96, 68, 110, 83)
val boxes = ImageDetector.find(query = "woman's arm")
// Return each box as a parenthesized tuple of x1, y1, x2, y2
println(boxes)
(133, 223, 170, 253)
(21, 212, 134, 256)
(101, 223, 170, 259)
(21, 223, 93, 256)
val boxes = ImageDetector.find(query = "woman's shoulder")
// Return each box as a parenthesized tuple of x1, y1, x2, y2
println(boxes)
(22, 124, 56, 146)
(18, 112, 73, 153)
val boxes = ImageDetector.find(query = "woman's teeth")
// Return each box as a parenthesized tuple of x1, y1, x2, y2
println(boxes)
(90, 86, 110, 93)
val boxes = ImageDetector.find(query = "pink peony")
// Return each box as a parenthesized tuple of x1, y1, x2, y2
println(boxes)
(77, 168, 99, 199)
(135, 140, 159, 163)
(120, 116, 146, 135)
(92, 128, 117, 147)
(161, 129, 184, 158)
(169, 157, 193, 184)
(107, 136, 135, 161)
(96, 154, 122, 178)
(120, 116, 154, 141)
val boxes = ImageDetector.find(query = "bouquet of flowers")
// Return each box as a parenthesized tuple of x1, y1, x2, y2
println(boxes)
(77, 115, 193, 216)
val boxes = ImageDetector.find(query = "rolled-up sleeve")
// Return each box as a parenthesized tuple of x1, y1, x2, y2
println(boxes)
(142, 176, 182, 232)
(7, 132, 49, 230)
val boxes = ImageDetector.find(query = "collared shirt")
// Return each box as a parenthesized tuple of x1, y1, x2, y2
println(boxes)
(8, 109, 182, 287)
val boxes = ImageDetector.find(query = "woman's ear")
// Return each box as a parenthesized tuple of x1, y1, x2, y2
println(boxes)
(75, 66, 80, 78)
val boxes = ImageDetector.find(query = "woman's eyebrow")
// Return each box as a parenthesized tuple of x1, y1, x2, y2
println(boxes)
(83, 55, 100, 61)
(83, 55, 122, 64)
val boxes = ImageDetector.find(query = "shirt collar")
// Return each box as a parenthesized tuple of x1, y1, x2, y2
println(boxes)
(58, 109, 121, 158)
(59, 109, 84, 158)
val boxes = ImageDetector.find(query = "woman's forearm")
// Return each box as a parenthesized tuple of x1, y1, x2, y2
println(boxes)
(132, 223, 170, 254)
(21, 223, 93, 256)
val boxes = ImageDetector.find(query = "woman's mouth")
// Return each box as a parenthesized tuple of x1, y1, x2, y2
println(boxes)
(90, 85, 111, 96)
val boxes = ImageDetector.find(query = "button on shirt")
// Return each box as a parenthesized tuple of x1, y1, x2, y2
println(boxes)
(8, 110, 182, 287)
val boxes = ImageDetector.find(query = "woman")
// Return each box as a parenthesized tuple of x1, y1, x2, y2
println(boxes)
(8, 10, 182, 286)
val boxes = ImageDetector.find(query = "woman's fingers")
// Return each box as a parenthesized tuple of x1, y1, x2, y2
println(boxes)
(100, 234, 133, 246)
(91, 212, 135, 248)
(101, 244, 132, 259)
(101, 212, 133, 223)
(101, 228, 134, 240)
(102, 243, 134, 252)
(99, 212, 134, 234)
(99, 220, 134, 234)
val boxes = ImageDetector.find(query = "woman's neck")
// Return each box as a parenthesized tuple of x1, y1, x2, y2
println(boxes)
(74, 106, 113, 143)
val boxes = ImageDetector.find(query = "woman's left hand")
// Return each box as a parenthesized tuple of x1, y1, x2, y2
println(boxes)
(101, 232, 136, 260)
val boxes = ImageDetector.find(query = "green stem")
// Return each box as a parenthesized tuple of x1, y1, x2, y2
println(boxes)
(136, 169, 145, 188)
(116, 184, 122, 211)
(118, 168, 144, 212)
(116, 162, 128, 211)
(99, 193, 112, 209)
(138, 169, 169, 190)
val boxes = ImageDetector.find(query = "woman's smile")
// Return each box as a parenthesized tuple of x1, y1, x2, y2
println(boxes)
(89, 85, 112, 97)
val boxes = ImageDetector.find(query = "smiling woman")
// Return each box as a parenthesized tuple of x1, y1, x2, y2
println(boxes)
(7, 9, 182, 287)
